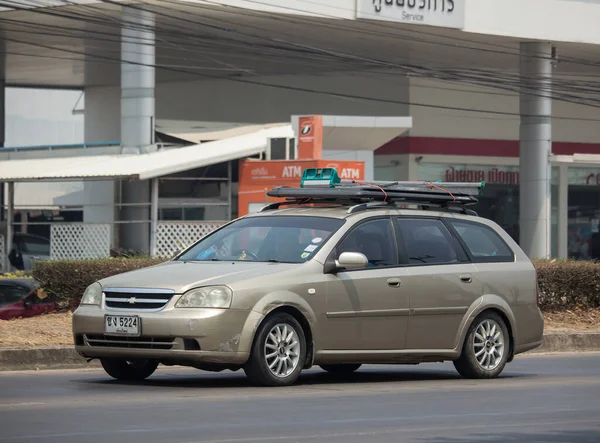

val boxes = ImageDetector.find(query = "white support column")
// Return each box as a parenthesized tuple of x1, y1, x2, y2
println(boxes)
(5, 182, 13, 272)
(149, 178, 159, 257)
(227, 161, 233, 220)
(557, 164, 569, 259)
(120, 9, 155, 253)
(0, 79, 5, 226)
(20, 212, 27, 233)
(121, 9, 155, 155)
(519, 42, 553, 259)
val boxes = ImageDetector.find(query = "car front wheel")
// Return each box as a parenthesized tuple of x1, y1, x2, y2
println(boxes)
(100, 358, 159, 381)
(244, 313, 306, 386)
(453, 311, 510, 379)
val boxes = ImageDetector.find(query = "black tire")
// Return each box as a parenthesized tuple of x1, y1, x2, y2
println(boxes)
(243, 313, 307, 386)
(453, 311, 510, 379)
(320, 364, 362, 374)
(100, 358, 159, 381)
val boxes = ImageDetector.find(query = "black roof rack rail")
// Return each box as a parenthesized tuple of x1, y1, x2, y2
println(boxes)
(347, 201, 394, 214)
(267, 181, 483, 205)
(258, 199, 479, 216)
(260, 169, 484, 216)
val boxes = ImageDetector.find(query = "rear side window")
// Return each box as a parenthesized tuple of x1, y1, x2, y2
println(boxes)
(397, 218, 459, 265)
(448, 220, 514, 262)
(22, 238, 50, 256)
(0, 284, 29, 307)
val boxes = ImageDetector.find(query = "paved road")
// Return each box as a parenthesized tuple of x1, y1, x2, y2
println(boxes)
(1, 353, 600, 443)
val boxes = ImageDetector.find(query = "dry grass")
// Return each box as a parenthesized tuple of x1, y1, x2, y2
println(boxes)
(543, 307, 600, 333)
(0, 312, 74, 348)
(0, 309, 599, 348)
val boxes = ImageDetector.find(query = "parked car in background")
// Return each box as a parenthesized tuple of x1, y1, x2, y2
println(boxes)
(8, 233, 51, 272)
(0, 278, 57, 320)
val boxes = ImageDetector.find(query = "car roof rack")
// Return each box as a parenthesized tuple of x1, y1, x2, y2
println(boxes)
(262, 168, 484, 215)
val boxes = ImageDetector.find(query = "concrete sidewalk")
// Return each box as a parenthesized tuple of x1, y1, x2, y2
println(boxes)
(1, 333, 600, 372)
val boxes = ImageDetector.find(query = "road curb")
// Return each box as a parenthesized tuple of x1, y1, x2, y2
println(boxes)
(1, 333, 600, 371)
(528, 333, 600, 354)
(0, 346, 100, 371)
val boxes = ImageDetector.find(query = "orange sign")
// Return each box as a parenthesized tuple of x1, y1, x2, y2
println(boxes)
(238, 159, 365, 217)
(297, 116, 323, 160)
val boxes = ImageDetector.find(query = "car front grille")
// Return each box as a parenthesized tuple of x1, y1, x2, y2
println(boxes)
(104, 288, 175, 311)
(85, 334, 175, 350)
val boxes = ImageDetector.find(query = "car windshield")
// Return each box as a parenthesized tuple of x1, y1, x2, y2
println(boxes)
(177, 216, 345, 264)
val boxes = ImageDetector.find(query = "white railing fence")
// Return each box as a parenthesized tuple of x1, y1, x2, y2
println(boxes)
(50, 223, 112, 260)
(2, 221, 226, 270)
(155, 221, 226, 258)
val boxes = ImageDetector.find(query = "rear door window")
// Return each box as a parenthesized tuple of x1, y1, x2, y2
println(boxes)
(447, 219, 514, 262)
(396, 218, 460, 265)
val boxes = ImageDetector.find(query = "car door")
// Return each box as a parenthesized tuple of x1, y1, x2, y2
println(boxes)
(394, 217, 483, 351)
(323, 217, 410, 351)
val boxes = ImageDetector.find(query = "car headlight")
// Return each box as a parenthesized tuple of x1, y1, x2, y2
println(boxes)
(80, 282, 102, 306)
(175, 286, 232, 309)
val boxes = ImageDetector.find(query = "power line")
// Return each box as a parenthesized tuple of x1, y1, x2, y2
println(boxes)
(2, 0, 600, 118)
(116, 0, 600, 107)
(6, 33, 600, 123)
(223, 0, 600, 70)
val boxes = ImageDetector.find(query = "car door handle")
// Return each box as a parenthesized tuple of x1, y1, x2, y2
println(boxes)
(460, 274, 472, 283)
(387, 278, 402, 288)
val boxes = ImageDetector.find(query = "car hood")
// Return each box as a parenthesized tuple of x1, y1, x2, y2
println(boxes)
(99, 260, 297, 293)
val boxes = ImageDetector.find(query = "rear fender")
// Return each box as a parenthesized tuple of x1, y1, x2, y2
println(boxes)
(454, 295, 517, 355)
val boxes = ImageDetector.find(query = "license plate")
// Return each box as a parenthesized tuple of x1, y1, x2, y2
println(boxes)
(105, 315, 140, 336)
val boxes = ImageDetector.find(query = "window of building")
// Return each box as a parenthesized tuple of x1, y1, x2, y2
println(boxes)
(397, 218, 459, 265)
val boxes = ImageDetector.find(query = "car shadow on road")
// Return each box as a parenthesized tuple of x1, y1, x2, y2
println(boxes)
(78, 366, 533, 389)
(416, 430, 600, 443)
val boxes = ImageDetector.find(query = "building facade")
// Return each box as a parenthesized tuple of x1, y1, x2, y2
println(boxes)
(1, 0, 600, 262)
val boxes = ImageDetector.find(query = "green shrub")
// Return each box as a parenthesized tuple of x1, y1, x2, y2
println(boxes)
(533, 259, 600, 311)
(32, 257, 166, 309)
(32, 257, 600, 312)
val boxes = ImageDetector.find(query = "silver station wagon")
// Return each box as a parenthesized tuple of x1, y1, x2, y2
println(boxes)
(72, 169, 544, 386)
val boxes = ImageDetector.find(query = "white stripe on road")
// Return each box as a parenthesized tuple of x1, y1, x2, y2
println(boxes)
(0, 402, 45, 407)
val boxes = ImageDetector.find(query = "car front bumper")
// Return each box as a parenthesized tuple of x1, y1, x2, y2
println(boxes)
(72, 306, 263, 365)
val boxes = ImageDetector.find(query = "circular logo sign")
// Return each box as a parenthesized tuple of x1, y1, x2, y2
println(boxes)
(301, 125, 312, 135)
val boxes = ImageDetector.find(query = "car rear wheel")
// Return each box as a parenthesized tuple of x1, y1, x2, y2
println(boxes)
(453, 311, 510, 379)
(320, 364, 362, 374)
(244, 313, 306, 386)
(100, 358, 159, 381)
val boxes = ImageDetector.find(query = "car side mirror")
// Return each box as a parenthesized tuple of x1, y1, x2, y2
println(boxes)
(335, 252, 369, 270)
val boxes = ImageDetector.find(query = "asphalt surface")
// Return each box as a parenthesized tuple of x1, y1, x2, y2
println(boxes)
(1, 353, 599, 443)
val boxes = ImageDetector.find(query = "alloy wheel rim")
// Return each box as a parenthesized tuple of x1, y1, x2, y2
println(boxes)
(473, 319, 505, 371)
(264, 323, 301, 378)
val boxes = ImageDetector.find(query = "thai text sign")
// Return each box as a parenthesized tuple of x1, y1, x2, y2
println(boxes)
(357, 0, 465, 29)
